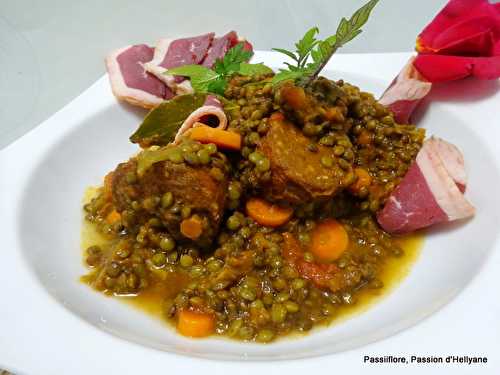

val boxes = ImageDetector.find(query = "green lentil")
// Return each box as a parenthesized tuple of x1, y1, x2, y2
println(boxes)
(320, 155, 334, 168)
(197, 149, 211, 165)
(285, 301, 300, 313)
(167, 148, 183, 163)
(303, 252, 314, 262)
(256, 157, 270, 172)
(180, 254, 194, 267)
(256, 329, 275, 343)
(205, 143, 217, 154)
(292, 278, 306, 290)
(160, 236, 176, 251)
(106, 262, 122, 278)
(152, 253, 166, 267)
(226, 215, 242, 231)
(161, 192, 173, 208)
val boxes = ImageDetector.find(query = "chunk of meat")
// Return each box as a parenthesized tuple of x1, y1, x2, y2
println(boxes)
(105, 44, 173, 109)
(174, 95, 227, 143)
(111, 157, 228, 245)
(144, 33, 214, 94)
(377, 136, 474, 233)
(379, 56, 432, 124)
(258, 117, 351, 204)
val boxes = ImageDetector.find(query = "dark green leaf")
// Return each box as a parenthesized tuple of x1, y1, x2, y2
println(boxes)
(350, 0, 379, 29)
(336, 18, 350, 40)
(325, 34, 337, 46)
(284, 62, 300, 71)
(271, 48, 298, 62)
(340, 29, 363, 45)
(238, 62, 274, 75)
(213, 59, 226, 75)
(270, 0, 379, 86)
(335, 0, 379, 47)
(310, 48, 323, 64)
(305, 0, 379, 83)
(164, 65, 218, 92)
(164, 65, 217, 80)
(225, 43, 253, 64)
(207, 77, 227, 95)
(130, 93, 207, 146)
(318, 41, 332, 58)
(295, 27, 320, 64)
(217, 43, 253, 74)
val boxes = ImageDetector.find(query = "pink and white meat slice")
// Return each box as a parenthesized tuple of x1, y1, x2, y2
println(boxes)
(105, 31, 252, 109)
(377, 136, 474, 234)
(106, 44, 174, 109)
(144, 32, 215, 95)
(378, 56, 432, 124)
(144, 31, 250, 95)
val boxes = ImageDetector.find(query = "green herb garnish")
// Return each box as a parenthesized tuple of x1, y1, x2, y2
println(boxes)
(164, 43, 272, 95)
(272, 0, 379, 86)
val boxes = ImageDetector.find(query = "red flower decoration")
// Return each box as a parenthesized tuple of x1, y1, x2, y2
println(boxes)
(414, 0, 500, 82)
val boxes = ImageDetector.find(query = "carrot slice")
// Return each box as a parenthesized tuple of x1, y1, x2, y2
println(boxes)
(103, 171, 114, 201)
(177, 310, 215, 338)
(358, 130, 373, 145)
(188, 124, 241, 150)
(348, 167, 372, 194)
(282, 233, 340, 289)
(269, 112, 285, 122)
(246, 197, 293, 227)
(310, 219, 349, 262)
(180, 215, 203, 240)
(105, 209, 121, 225)
(280, 85, 307, 110)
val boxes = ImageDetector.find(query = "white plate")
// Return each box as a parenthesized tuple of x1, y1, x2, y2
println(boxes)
(1, 52, 500, 375)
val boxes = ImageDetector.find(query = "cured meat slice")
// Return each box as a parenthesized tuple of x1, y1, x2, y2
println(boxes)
(379, 56, 432, 124)
(105, 44, 172, 109)
(377, 137, 474, 234)
(202, 31, 238, 68)
(144, 33, 214, 94)
(201, 31, 250, 67)
(174, 95, 227, 143)
(431, 136, 467, 192)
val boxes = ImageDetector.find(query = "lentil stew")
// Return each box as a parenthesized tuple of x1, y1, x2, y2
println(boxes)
(82, 73, 426, 342)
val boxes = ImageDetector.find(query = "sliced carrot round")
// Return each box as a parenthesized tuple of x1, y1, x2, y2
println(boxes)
(177, 310, 215, 338)
(280, 85, 307, 110)
(246, 197, 293, 227)
(188, 124, 241, 150)
(269, 112, 285, 122)
(310, 219, 349, 262)
(357, 130, 373, 146)
(103, 171, 114, 201)
(105, 209, 121, 225)
(348, 167, 372, 194)
(180, 216, 203, 240)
